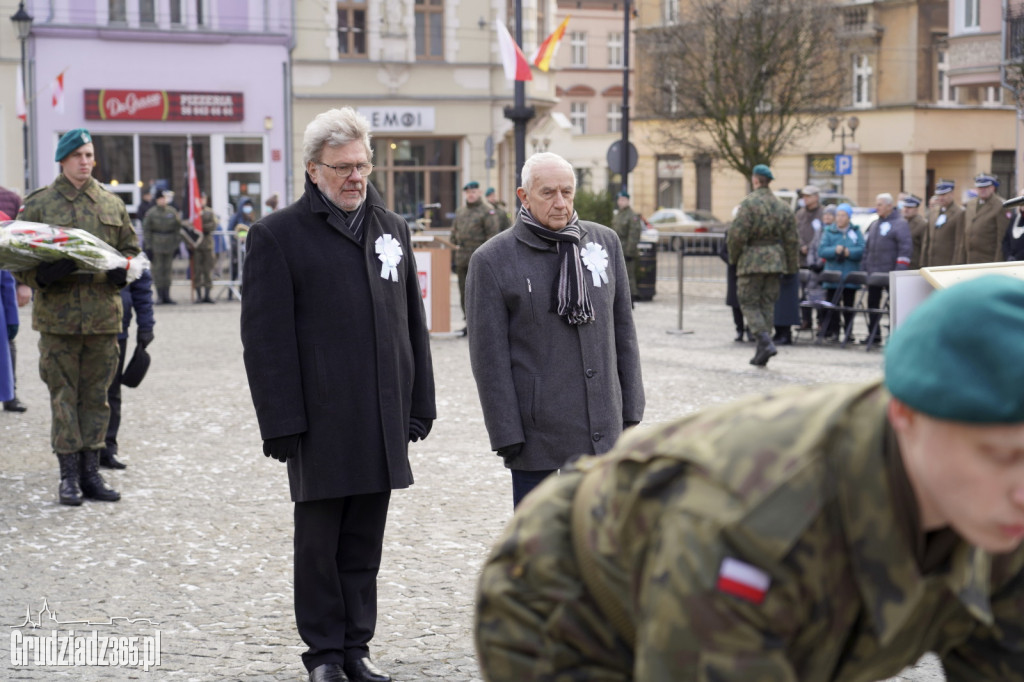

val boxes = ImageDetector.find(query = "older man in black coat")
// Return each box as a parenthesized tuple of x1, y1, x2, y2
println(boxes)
(241, 107, 436, 682)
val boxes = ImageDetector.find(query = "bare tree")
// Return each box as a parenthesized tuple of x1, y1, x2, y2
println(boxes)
(638, 0, 847, 180)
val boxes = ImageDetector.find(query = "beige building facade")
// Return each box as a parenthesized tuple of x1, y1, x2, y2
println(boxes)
(291, 0, 559, 227)
(631, 0, 1018, 220)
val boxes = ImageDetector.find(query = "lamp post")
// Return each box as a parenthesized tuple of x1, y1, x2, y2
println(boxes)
(827, 115, 859, 155)
(11, 1, 34, 193)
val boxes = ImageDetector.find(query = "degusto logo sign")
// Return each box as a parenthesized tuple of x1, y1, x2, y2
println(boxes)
(359, 107, 435, 132)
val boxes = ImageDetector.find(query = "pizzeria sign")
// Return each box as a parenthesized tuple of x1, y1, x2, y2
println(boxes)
(85, 89, 244, 122)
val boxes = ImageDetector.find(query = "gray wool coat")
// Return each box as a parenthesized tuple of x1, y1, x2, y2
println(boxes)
(466, 217, 645, 471)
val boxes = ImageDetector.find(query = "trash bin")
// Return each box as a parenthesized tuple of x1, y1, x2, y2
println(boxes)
(635, 241, 657, 301)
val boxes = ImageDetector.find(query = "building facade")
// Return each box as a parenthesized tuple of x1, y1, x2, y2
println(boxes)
(631, 0, 1018, 219)
(290, 0, 558, 227)
(6, 0, 292, 225)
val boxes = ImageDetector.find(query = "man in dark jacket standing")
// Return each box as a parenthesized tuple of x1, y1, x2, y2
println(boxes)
(466, 152, 644, 509)
(240, 107, 436, 682)
(793, 185, 823, 332)
(727, 164, 799, 367)
(862, 193, 912, 344)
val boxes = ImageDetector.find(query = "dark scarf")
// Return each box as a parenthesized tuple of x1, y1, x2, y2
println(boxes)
(519, 206, 594, 325)
(316, 185, 366, 242)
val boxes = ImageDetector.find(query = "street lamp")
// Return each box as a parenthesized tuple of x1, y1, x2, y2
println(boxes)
(11, 1, 34, 192)
(827, 115, 859, 154)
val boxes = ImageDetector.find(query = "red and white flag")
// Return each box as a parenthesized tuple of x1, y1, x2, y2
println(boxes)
(16, 65, 26, 121)
(716, 557, 771, 605)
(496, 20, 533, 82)
(187, 141, 203, 233)
(51, 72, 65, 114)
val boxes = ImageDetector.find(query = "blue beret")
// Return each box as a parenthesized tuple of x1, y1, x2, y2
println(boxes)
(55, 128, 92, 162)
(934, 181, 955, 195)
(463, 181, 480, 190)
(974, 173, 997, 189)
(901, 195, 921, 208)
(752, 164, 774, 181)
(885, 275, 1024, 423)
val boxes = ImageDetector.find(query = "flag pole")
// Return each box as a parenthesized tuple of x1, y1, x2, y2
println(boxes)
(503, 0, 534, 209)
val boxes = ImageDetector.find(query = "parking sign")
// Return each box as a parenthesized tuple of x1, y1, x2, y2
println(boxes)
(835, 154, 853, 176)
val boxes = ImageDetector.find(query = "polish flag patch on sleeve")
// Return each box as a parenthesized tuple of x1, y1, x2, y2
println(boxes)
(716, 557, 771, 605)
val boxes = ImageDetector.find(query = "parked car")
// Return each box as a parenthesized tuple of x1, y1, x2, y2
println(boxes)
(774, 189, 854, 212)
(646, 208, 728, 251)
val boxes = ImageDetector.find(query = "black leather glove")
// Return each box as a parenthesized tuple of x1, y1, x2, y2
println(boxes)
(137, 330, 154, 349)
(106, 267, 128, 287)
(809, 261, 824, 274)
(497, 442, 524, 464)
(262, 434, 301, 462)
(35, 259, 77, 287)
(408, 417, 433, 442)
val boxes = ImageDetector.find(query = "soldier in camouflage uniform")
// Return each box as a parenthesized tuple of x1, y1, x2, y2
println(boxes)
(193, 192, 218, 304)
(142, 189, 187, 304)
(485, 187, 512, 232)
(610, 190, 643, 300)
(727, 164, 799, 367)
(14, 128, 139, 506)
(476, 274, 1024, 682)
(955, 173, 1011, 264)
(450, 180, 500, 330)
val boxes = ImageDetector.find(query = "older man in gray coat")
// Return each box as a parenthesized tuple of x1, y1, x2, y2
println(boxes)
(466, 152, 645, 508)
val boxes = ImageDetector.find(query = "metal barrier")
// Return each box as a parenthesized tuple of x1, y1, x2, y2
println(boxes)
(656, 233, 727, 282)
(167, 229, 244, 300)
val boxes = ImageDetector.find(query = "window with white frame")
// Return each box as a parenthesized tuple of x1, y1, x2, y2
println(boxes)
(570, 102, 588, 134)
(608, 32, 623, 67)
(937, 49, 956, 104)
(338, 1, 367, 56)
(607, 101, 622, 133)
(984, 85, 1004, 106)
(960, 0, 980, 31)
(663, 0, 679, 25)
(571, 32, 587, 67)
(663, 78, 679, 116)
(853, 54, 872, 107)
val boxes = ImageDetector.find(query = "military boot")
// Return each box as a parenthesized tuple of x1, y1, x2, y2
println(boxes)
(202, 287, 215, 304)
(79, 450, 121, 502)
(99, 447, 127, 470)
(56, 452, 83, 506)
(750, 332, 778, 367)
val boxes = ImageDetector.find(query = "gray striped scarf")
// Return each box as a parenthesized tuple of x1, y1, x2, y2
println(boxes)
(520, 207, 594, 325)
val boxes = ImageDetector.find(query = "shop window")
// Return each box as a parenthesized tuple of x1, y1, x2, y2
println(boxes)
(338, 1, 367, 56)
(225, 138, 264, 164)
(90, 135, 136, 188)
(196, 0, 205, 27)
(109, 0, 126, 23)
(140, 0, 155, 25)
(170, 0, 183, 25)
(371, 138, 459, 226)
(657, 155, 683, 209)
(415, 0, 444, 60)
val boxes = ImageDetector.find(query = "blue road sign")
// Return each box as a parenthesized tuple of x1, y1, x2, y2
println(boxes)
(836, 154, 853, 176)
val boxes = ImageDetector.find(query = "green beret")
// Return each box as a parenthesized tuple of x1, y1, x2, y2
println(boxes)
(885, 275, 1024, 423)
(55, 128, 93, 161)
(618, 190, 630, 198)
(752, 164, 774, 181)
(463, 181, 480, 190)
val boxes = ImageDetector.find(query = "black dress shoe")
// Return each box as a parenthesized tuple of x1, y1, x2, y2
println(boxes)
(309, 662, 348, 682)
(344, 656, 391, 682)
(3, 397, 27, 412)
(99, 449, 128, 469)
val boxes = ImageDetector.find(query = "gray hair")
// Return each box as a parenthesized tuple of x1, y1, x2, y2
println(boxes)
(302, 107, 373, 166)
(876, 193, 895, 206)
(521, 152, 576, 192)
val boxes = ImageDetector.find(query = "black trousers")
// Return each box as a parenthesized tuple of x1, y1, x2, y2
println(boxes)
(294, 491, 391, 672)
(104, 337, 129, 453)
(866, 285, 885, 340)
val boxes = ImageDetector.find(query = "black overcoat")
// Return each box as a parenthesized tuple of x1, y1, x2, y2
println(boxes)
(241, 177, 435, 502)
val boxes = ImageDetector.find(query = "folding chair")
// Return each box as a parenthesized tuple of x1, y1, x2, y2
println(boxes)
(838, 271, 868, 348)
(813, 270, 846, 344)
(795, 268, 816, 343)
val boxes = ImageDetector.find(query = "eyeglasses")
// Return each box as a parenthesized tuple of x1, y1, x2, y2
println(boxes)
(315, 161, 373, 178)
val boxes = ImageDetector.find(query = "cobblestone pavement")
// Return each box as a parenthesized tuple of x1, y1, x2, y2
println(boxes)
(1, 273, 943, 681)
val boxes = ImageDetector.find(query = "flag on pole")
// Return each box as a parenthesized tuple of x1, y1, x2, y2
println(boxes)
(16, 65, 26, 121)
(51, 71, 65, 114)
(187, 140, 203, 233)
(496, 20, 533, 82)
(532, 16, 570, 72)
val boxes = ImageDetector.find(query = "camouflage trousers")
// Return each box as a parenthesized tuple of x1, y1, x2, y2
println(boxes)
(736, 273, 781, 336)
(152, 251, 174, 291)
(38, 332, 119, 454)
(193, 248, 215, 290)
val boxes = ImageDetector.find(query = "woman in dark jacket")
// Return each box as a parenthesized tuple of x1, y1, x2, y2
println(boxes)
(817, 204, 863, 341)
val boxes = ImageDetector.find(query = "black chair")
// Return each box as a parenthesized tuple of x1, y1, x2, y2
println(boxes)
(862, 272, 890, 350)
(838, 271, 869, 348)
(795, 268, 816, 343)
(813, 271, 846, 344)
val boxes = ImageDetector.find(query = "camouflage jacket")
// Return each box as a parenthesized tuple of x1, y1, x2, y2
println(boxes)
(142, 204, 185, 255)
(15, 174, 139, 335)
(611, 206, 643, 260)
(451, 199, 500, 268)
(491, 199, 513, 232)
(476, 381, 1024, 682)
(728, 187, 800, 275)
(195, 207, 217, 254)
